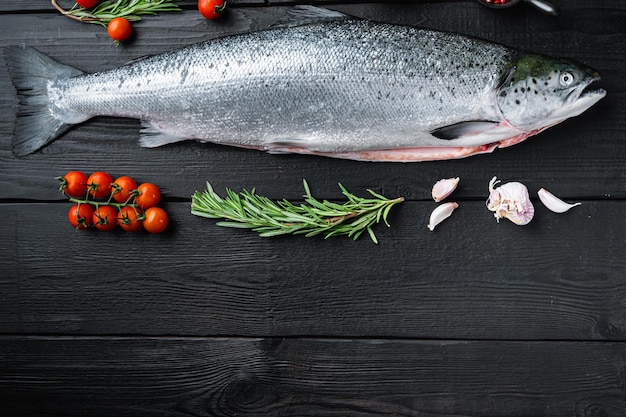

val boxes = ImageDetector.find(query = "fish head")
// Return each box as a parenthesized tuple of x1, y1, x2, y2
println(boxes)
(495, 54, 606, 131)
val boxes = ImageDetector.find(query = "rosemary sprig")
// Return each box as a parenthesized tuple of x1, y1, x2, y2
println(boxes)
(191, 180, 404, 244)
(52, 0, 181, 26)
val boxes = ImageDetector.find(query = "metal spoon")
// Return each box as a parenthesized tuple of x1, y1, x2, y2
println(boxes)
(476, 0, 560, 16)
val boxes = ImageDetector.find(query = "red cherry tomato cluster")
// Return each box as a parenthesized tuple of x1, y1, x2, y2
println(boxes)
(58, 171, 169, 234)
(75, 0, 226, 42)
(198, 0, 227, 20)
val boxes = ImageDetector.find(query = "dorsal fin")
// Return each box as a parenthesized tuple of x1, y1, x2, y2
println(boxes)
(271, 6, 350, 29)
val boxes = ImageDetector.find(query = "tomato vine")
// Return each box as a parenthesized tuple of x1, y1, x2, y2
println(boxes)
(58, 171, 169, 234)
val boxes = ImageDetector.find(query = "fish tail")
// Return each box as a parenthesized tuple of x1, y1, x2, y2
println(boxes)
(4, 45, 83, 156)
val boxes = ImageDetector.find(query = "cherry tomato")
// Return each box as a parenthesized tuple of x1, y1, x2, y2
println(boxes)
(59, 171, 88, 198)
(198, 0, 227, 20)
(87, 171, 113, 199)
(118, 206, 143, 232)
(107, 17, 132, 42)
(68, 203, 94, 230)
(143, 207, 169, 234)
(76, 0, 99, 8)
(111, 176, 138, 203)
(93, 205, 118, 232)
(135, 183, 161, 209)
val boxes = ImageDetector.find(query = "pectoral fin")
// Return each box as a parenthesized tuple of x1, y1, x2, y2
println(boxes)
(431, 121, 501, 140)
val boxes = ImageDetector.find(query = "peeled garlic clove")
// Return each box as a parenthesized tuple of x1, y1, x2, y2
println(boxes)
(428, 202, 459, 231)
(486, 177, 534, 225)
(432, 177, 460, 202)
(538, 188, 581, 213)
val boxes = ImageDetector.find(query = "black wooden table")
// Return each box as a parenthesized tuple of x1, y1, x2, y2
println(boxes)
(1, 1, 625, 416)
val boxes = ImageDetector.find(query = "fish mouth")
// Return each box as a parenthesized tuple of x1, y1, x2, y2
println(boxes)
(577, 87, 606, 102)
(555, 75, 606, 120)
(565, 72, 600, 101)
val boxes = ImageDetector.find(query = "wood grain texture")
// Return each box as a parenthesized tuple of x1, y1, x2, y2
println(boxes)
(1, 3, 624, 201)
(2, 2, 626, 416)
(1, 200, 624, 340)
(1, 336, 626, 417)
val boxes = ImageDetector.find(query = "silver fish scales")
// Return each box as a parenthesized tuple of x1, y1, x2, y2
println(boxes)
(4, 7, 605, 161)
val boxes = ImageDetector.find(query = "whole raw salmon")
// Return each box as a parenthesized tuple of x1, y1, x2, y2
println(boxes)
(4, 7, 605, 161)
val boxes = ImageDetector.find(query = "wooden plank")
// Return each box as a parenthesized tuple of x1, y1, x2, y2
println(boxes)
(1, 336, 625, 417)
(1, 200, 624, 340)
(1, 3, 624, 201)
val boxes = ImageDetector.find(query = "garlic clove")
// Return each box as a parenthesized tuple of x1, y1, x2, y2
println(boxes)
(428, 202, 459, 231)
(538, 188, 581, 213)
(432, 177, 460, 202)
(486, 177, 534, 225)
(488, 176, 500, 193)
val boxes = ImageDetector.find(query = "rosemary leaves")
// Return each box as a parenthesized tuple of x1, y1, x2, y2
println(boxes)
(52, 0, 181, 27)
(191, 180, 404, 243)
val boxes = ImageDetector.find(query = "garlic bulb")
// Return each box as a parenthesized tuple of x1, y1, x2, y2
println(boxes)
(538, 188, 581, 213)
(486, 177, 534, 225)
(432, 177, 460, 202)
(428, 202, 459, 231)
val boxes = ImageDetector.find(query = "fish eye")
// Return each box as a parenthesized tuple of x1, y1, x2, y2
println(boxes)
(559, 72, 574, 87)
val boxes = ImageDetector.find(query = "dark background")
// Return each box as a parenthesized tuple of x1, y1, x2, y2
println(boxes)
(1, 1, 625, 416)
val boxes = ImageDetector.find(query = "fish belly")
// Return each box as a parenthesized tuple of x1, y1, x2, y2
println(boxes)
(48, 20, 514, 152)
